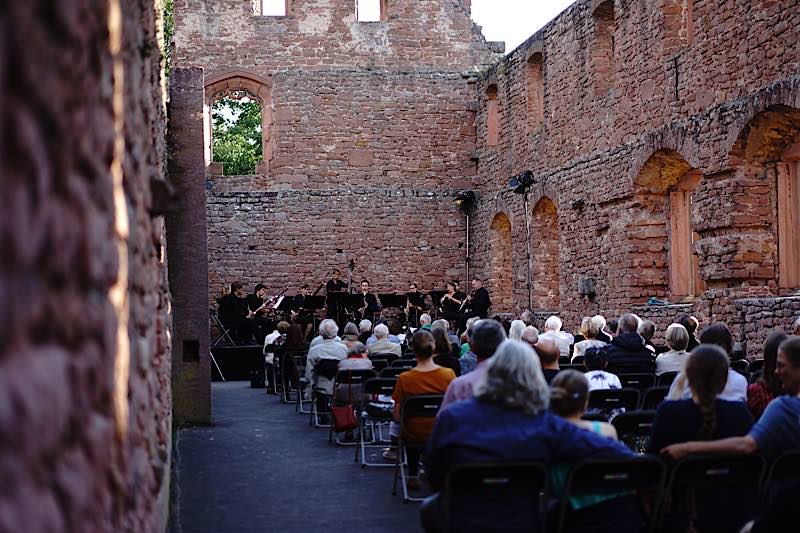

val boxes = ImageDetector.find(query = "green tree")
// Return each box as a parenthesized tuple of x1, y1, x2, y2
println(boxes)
(212, 97, 263, 175)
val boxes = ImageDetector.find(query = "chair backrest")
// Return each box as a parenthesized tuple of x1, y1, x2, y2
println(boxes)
(444, 462, 549, 533)
(315, 358, 340, 380)
(748, 359, 764, 373)
(571, 355, 585, 366)
(640, 386, 669, 410)
(668, 454, 766, 490)
(334, 369, 376, 385)
(588, 388, 640, 411)
(391, 358, 416, 369)
(730, 359, 749, 374)
(656, 371, 679, 387)
(371, 359, 389, 372)
(379, 367, 407, 379)
(611, 410, 656, 452)
(761, 449, 800, 496)
(560, 364, 586, 373)
(400, 394, 444, 420)
(618, 373, 656, 390)
(371, 352, 399, 364)
(362, 377, 397, 396)
(558, 355, 571, 366)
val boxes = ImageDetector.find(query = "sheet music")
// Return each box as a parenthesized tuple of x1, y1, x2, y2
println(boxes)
(272, 295, 284, 309)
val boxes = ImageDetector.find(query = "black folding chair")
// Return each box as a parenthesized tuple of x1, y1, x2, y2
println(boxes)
(328, 369, 377, 445)
(560, 364, 586, 373)
(571, 355, 585, 366)
(656, 371, 679, 387)
(588, 388, 640, 412)
(618, 373, 656, 391)
(391, 358, 416, 369)
(380, 367, 408, 379)
(210, 308, 235, 346)
(748, 359, 764, 373)
(310, 358, 340, 428)
(611, 410, 656, 453)
(444, 462, 549, 533)
(355, 377, 398, 467)
(661, 454, 766, 532)
(370, 359, 389, 372)
(371, 352, 400, 364)
(393, 394, 444, 503)
(730, 359, 749, 376)
(760, 449, 800, 505)
(558, 355, 571, 367)
(555, 456, 668, 533)
(640, 386, 669, 410)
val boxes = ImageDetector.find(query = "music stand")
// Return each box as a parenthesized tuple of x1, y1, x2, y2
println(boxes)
(428, 291, 446, 319)
(307, 295, 326, 332)
(276, 296, 294, 322)
(210, 308, 235, 346)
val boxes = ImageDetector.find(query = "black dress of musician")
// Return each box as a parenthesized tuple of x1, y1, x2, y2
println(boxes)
(359, 279, 382, 322)
(406, 283, 426, 327)
(218, 281, 254, 344)
(466, 278, 491, 319)
(440, 282, 463, 322)
(325, 270, 348, 319)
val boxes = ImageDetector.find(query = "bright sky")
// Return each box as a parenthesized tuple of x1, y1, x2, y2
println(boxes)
(471, 0, 577, 53)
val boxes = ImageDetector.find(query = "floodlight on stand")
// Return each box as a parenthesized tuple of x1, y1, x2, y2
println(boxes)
(509, 170, 534, 194)
(453, 190, 476, 211)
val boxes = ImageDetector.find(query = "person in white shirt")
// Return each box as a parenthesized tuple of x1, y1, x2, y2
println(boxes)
(537, 316, 574, 359)
(655, 323, 690, 376)
(583, 346, 622, 391)
(572, 317, 606, 362)
(305, 319, 348, 397)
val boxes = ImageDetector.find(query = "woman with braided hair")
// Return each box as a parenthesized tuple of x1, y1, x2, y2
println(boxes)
(647, 345, 754, 532)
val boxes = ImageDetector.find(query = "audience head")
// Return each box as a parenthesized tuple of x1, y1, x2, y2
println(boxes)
(520, 310, 534, 326)
(419, 313, 432, 326)
(676, 313, 698, 336)
(591, 315, 607, 333)
(285, 324, 304, 346)
(685, 345, 730, 439)
(665, 323, 690, 351)
(509, 320, 526, 341)
(475, 340, 550, 415)
(319, 319, 338, 340)
(544, 316, 562, 333)
(550, 370, 590, 418)
(410, 329, 435, 360)
(699, 322, 734, 357)
(760, 330, 789, 395)
(432, 319, 450, 333)
(358, 319, 372, 333)
(277, 321, 291, 334)
(348, 342, 368, 358)
(584, 347, 609, 371)
(579, 317, 599, 340)
(791, 317, 800, 336)
(465, 316, 480, 332)
(432, 327, 452, 356)
(638, 320, 656, 342)
(777, 337, 800, 395)
(617, 313, 639, 335)
(374, 323, 389, 340)
(521, 325, 539, 348)
(535, 338, 560, 368)
(469, 319, 507, 361)
(606, 318, 619, 336)
(388, 318, 402, 336)
(343, 322, 358, 337)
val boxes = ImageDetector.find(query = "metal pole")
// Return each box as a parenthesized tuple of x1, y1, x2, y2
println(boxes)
(465, 213, 470, 284)
(523, 192, 533, 311)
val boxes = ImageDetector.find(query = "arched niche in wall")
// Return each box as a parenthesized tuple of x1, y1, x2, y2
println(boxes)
(488, 212, 513, 313)
(531, 196, 560, 310)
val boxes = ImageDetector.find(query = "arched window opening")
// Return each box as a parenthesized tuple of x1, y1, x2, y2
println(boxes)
(489, 213, 513, 312)
(258, 0, 289, 16)
(531, 197, 560, 309)
(591, 1, 615, 96)
(357, 0, 385, 22)
(486, 84, 499, 147)
(211, 91, 263, 176)
(778, 140, 800, 288)
(527, 53, 544, 131)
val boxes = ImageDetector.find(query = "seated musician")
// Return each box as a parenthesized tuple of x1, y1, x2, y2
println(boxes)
(246, 283, 273, 345)
(218, 281, 255, 344)
(405, 282, 426, 328)
(358, 279, 382, 322)
(291, 284, 313, 337)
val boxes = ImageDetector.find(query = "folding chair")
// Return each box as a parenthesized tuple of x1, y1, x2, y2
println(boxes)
(656, 371, 679, 387)
(640, 386, 669, 410)
(555, 456, 667, 533)
(371, 352, 400, 364)
(391, 358, 416, 370)
(558, 355, 571, 367)
(370, 359, 389, 373)
(392, 394, 444, 503)
(611, 410, 656, 453)
(291, 353, 313, 414)
(560, 364, 586, 373)
(310, 358, 340, 428)
(571, 355, 585, 366)
(210, 308, 235, 346)
(444, 462, 549, 533)
(661, 454, 766, 533)
(355, 377, 398, 467)
(587, 388, 640, 412)
(380, 367, 408, 379)
(730, 359, 749, 375)
(760, 449, 800, 505)
(328, 369, 377, 445)
(618, 373, 656, 391)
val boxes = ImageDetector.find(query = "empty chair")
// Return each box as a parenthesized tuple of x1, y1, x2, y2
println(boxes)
(370, 352, 399, 364)
(355, 377, 397, 467)
(640, 386, 669, 410)
(571, 355, 585, 366)
(587, 388, 640, 412)
(392, 394, 444, 502)
(370, 359, 389, 372)
(611, 410, 656, 453)
(380, 367, 407, 379)
(618, 373, 655, 390)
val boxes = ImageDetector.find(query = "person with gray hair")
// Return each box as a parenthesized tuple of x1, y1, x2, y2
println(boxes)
(592, 314, 613, 343)
(440, 319, 506, 411)
(519, 309, 534, 326)
(305, 319, 348, 398)
(604, 313, 655, 375)
(792, 316, 800, 336)
(358, 319, 372, 344)
(423, 340, 634, 532)
(538, 315, 574, 359)
(310, 318, 342, 348)
(655, 323, 690, 376)
(508, 319, 526, 342)
(368, 323, 401, 357)
(419, 313, 432, 329)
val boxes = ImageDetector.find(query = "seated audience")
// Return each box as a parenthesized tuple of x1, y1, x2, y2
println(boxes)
(392, 330, 456, 490)
(649, 345, 756, 532)
(508, 319, 526, 341)
(458, 328, 478, 375)
(358, 319, 372, 344)
(676, 313, 700, 352)
(441, 320, 506, 411)
(366, 320, 401, 345)
(655, 323, 691, 376)
(793, 316, 800, 336)
(276, 323, 305, 392)
(747, 331, 788, 420)
(432, 327, 460, 377)
(335, 342, 373, 403)
(310, 324, 341, 348)
(433, 319, 460, 346)
(520, 309, 534, 326)
(667, 322, 748, 402)
(593, 314, 613, 343)
(341, 322, 360, 349)
(572, 317, 606, 361)
(583, 347, 621, 391)
(538, 316, 574, 359)
(460, 316, 480, 355)
(422, 340, 634, 532)
(638, 319, 666, 355)
(418, 313, 432, 331)
(305, 319, 348, 398)
(603, 313, 655, 375)
(368, 324, 402, 358)
(521, 325, 538, 350)
(534, 338, 561, 384)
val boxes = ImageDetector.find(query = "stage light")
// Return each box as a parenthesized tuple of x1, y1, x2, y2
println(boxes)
(454, 190, 476, 210)
(509, 170, 534, 194)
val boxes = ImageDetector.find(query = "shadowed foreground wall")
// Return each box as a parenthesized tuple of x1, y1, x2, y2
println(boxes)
(0, 1, 172, 531)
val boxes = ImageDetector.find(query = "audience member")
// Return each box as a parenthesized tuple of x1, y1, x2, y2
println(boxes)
(305, 319, 348, 398)
(638, 319, 666, 355)
(551, 370, 618, 438)
(419, 313, 432, 330)
(534, 337, 561, 384)
(368, 324, 402, 358)
(433, 318, 460, 346)
(521, 325, 538, 350)
(310, 323, 342, 348)
(432, 327, 460, 377)
(508, 319, 526, 341)
(583, 347, 621, 391)
(391, 330, 456, 490)
(422, 341, 635, 532)
(571, 317, 606, 362)
(792, 316, 800, 336)
(676, 313, 700, 352)
(520, 310, 534, 326)
(342, 322, 360, 349)
(605, 318, 619, 341)
(441, 320, 506, 411)
(747, 331, 788, 420)
(358, 319, 372, 344)
(655, 323, 690, 376)
(603, 313, 655, 374)
(458, 328, 478, 374)
(366, 320, 401, 346)
(538, 316, 574, 359)
(593, 314, 612, 343)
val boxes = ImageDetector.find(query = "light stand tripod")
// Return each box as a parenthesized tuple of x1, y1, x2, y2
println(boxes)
(523, 191, 533, 311)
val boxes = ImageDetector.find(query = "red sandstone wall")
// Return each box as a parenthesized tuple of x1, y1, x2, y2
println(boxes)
(0, 1, 171, 531)
(471, 0, 800, 339)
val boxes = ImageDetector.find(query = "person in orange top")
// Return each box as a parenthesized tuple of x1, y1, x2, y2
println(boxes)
(392, 329, 455, 488)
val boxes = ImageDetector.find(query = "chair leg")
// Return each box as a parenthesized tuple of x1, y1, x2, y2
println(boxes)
(392, 441, 401, 496)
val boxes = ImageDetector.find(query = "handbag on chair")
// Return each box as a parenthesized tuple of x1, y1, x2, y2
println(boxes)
(331, 371, 359, 432)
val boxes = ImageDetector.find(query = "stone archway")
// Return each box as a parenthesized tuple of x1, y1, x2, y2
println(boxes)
(489, 212, 513, 313)
(531, 197, 560, 309)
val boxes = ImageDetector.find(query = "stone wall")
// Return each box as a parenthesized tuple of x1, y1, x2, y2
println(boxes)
(0, 1, 172, 531)
(471, 0, 800, 336)
(736, 296, 800, 359)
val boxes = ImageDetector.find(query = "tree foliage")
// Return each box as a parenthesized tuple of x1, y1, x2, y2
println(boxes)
(212, 96, 263, 175)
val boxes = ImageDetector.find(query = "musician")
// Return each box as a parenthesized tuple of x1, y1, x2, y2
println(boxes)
(358, 279, 382, 322)
(405, 282, 426, 328)
(290, 284, 314, 334)
(462, 277, 491, 320)
(439, 282, 463, 322)
(246, 283, 274, 345)
(325, 269, 347, 319)
(218, 281, 254, 344)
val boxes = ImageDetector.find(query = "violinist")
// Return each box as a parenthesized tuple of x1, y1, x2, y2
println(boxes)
(247, 283, 276, 345)
(405, 282, 426, 327)
(357, 279, 382, 322)
(461, 277, 491, 320)
(439, 281, 463, 322)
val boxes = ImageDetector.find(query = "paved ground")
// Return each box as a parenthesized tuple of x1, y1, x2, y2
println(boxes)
(177, 382, 423, 533)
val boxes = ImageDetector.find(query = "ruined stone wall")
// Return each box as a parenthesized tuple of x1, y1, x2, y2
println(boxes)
(471, 0, 800, 338)
(0, 1, 172, 531)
